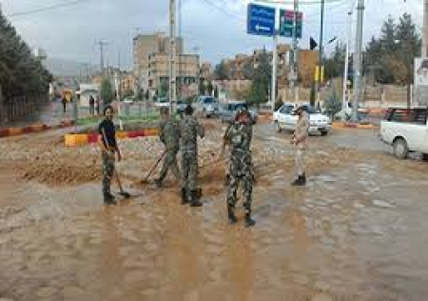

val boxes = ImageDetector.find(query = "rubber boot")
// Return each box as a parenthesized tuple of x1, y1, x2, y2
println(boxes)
(181, 188, 188, 205)
(154, 178, 162, 188)
(291, 175, 304, 186)
(103, 193, 117, 206)
(244, 210, 256, 227)
(189, 190, 203, 207)
(228, 204, 237, 224)
(224, 174, 230, 187)
(300, 173, 307, 186)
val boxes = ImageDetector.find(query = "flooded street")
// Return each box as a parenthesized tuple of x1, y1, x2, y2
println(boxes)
(1, 121, 428, 301)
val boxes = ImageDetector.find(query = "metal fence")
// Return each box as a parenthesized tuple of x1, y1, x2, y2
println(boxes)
(0, 86, 49, 125)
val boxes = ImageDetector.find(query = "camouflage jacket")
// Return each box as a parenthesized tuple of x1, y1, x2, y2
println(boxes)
(225, 122, 252, 158)
(294, 111, 309, 148)
(180, 115, 205, 153)
(159, 117, 180, 150)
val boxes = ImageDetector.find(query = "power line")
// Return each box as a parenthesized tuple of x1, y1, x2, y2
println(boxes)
(7, 0, 91, 18)
(200, 0, 244, 21)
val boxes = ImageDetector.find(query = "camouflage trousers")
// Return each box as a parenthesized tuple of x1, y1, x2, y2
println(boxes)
(158, 148, 181, 185)
(102, 151, 115, 196)
(181, 150, 198, 192)
(227, 152, 253, 211)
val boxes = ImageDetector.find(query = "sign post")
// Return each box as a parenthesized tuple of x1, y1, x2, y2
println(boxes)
(247, 3, 276, 112)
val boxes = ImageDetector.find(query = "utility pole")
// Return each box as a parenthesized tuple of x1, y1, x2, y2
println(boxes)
(271, 34, 278, 112)
(169, 0, 177, 113)
(352, 0, 365, 121)
(423, 0, 428, 57)
(315, 0, 325, 108)
(96, 40, 108, 76)
(291, 0, 299, 104)
(342, 8, 353, 112)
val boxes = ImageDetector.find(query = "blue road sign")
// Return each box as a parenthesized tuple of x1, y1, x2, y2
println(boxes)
(247, 3, 276, 37)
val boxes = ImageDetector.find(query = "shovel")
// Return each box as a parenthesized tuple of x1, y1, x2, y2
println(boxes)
(140, 150, 167, 184)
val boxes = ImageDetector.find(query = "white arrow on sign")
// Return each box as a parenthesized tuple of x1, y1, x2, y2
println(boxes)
(255, 24, 270, 31)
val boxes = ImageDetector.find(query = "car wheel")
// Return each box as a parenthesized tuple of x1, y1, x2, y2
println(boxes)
(393, 137, 409, 159)
(275, 121, 282, 133)
(320, 130, 328, 136)
(422, 154, 428, 161)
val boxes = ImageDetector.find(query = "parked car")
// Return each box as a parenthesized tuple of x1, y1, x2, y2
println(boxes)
(195, 96, 219, 118)
(176, 99, 188, 115)
(218, 100, 258, 124)
(155, 97, 170, 108)
(273, 103, 332, 135)
(122, 96, 134, 104)
(380, 107, 428, 160)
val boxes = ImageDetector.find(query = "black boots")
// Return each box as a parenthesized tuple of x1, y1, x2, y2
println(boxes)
(103, 193, 117, 206)
(189, 190, 203, 207)
(244, 210, 256, 227)
(227, 205, 255, 227)
(291, 174, 306, 186)
(154, 178, 162, 188)
(181, 187, 188, 205)
(228, 205, 237, 224)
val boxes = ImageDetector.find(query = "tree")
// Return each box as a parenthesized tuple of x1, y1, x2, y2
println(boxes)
(214, 61, 230, 80)
(100, 78, 114, 105)
(158, 80, 168, 98)
(206, 81, 214, 96)
(363, 13, 421, 85)
(324, 43, 346, 80)
(324, 91, 342, 120)
(199, 80, 205, 95)
(214, 86, 219, 98)
(247, 50, 271, 107)
(0, 12, 52, 98)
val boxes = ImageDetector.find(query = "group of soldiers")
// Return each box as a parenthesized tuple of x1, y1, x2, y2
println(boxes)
(98, 102, 310, 228)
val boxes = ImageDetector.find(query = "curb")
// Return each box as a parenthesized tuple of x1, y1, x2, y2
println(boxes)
(0, 120, 75, 138)
(64, 128, 159, 147)
(332, 122, 378, 130)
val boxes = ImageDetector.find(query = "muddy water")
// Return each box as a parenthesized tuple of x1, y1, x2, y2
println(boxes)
(1, 124, 428, 300)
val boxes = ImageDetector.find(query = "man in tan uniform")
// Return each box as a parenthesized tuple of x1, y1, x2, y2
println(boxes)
(291, 105, 309, 186)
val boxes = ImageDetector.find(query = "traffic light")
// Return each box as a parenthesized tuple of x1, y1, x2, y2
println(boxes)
(310, 37, 318, 50)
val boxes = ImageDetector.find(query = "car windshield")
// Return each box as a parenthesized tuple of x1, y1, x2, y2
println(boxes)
(229, 103, 247, 110)
(202, 97, 215, 104)
(305, 106, 320, 114)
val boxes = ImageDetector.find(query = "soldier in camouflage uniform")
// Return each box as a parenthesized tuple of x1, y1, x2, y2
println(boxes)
(179, 105, 205, 207)
(154, 107, 182, 188)
(224, 108, 256, 227)
(98, 105, 122, 206)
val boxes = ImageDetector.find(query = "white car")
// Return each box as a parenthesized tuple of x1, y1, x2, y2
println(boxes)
(155, 97, 170, 108)
(274, 103, 332, 135)
(380, 107, 428, 160)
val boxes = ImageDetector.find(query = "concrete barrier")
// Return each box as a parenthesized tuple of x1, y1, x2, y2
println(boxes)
(64, 128, 159, 147)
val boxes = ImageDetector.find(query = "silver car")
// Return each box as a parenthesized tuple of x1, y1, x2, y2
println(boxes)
(219, 100, 258, 124)
(195, 96, 219, 118)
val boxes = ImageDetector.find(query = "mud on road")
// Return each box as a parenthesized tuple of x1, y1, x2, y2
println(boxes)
(0, 121, 428, 301)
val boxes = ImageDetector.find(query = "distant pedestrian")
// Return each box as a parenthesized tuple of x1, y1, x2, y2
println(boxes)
(99, 105, 122, 205)
(155, 107, 182, 191)
(61, 96, 67, 113)
(89, 95, 95, 116)
(96, 96, 101, 116)
(224, 108, 256, 227)
(179, 105, 205, 207)
(291, 105, 309, 186)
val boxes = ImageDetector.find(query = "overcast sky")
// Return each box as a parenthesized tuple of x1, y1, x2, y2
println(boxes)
(1, 0, 424, 70)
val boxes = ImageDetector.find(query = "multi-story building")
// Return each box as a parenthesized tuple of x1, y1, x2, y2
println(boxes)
(133, 32, 188, 93)
(147, 53, 199, 91)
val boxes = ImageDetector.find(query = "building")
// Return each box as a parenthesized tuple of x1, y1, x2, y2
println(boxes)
(200, 62, 213, 80)
(147, 52, 199, 91)
(133, 32, 186, 92)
